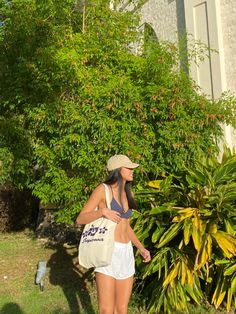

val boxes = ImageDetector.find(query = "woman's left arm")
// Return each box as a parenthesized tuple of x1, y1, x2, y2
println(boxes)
(127, 225, 151, 263)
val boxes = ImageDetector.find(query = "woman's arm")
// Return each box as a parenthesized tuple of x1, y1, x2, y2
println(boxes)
(127, 225, 151, 263)
(76, 185, 104, 225)
(76, 184, 121, 225)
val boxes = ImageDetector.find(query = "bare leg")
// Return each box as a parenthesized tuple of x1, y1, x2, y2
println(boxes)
(114, 276, 133, 314)
(95, 272, 116, 314)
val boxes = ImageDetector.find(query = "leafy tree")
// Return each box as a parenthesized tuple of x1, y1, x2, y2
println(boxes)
(0, 0, 235, 222)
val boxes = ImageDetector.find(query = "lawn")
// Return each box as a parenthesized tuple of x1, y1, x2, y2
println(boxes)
(0, 231, 146, 314)
(0, 232, 232, 314)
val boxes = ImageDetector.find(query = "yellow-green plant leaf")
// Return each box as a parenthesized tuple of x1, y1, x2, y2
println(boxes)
(192, 217, 202, 252)
(206, 234, 212, 260)
(148, 180, 162, 189)
(150, 205, 169, 215)
(212, 232, 236, 258)
(208, 222, 218, 234)
(152, 226, 165, 243)
(212, 272, 228, 309)
(185, 284, 201, 304)
(163, 262, 180, 287)
(227, 287, 233, 312)
(231, 275, 236, 293)
(183, 218, 192, 246)
(215, 279, 227, 309)
(216, 289, 226, 308)
(212, 276, 221, 306)
(224, 263, 236, 276)
(177, 207, 195, 214)
(181, 260, 187, 285)
(172, 209, 194, 222)
(156, 222, 182, 248)
(186, 269, 194, 287)
(225, 219, 236, 236)
(195, 241, 208, 270)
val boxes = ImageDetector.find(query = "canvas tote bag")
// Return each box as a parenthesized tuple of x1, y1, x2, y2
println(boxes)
(78, 183, 116, 269)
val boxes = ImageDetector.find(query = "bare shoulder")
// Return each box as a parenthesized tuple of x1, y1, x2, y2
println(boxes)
(90, 183, 105, 200)
(80, 184, 105, 213)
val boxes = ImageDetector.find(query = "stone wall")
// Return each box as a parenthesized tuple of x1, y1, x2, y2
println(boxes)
(220, 0, 236, 95)
(140, 0, 177, 42)
(220, 0, 236, 145)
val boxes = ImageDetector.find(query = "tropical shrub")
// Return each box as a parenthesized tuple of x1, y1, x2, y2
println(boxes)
(0, 0, 235, 223)
(133, 147, 236, 313)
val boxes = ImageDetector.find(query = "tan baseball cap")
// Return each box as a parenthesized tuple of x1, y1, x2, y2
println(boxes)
(107, 155, 139, 171)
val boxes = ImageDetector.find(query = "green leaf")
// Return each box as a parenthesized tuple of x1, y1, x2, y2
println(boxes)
(150, 206, 170, 215)
(151, 226, 165, 243)
(157, 222, 182, 248)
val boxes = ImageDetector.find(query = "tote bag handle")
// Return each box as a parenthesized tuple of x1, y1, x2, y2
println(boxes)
(102, 183, 111, 210)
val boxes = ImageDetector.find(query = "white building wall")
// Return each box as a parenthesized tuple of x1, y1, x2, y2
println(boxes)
(140, 0, 236, 149)
(184, 0, 226, 99)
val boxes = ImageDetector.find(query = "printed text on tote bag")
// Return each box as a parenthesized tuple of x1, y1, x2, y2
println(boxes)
(81, 225, 109, 243)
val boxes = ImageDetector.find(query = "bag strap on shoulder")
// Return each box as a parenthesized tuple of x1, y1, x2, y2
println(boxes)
(102, 183, 111, 209)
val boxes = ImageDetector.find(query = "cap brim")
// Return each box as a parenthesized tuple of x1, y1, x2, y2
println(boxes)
(107, 161, 140, 171)
(123, 162, 139, 169)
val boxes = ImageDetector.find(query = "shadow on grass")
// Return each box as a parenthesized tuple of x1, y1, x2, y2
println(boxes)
(0, 303, 25, 314)
(47, 244, 95, 314)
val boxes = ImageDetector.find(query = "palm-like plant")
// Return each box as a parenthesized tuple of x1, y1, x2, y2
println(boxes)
(133, 148, 236, 313)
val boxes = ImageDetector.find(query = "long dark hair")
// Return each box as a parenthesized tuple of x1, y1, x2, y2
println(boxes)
(103, 168, 137, 209)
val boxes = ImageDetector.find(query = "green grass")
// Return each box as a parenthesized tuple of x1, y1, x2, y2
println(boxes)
(0, 231, 146, 314)
(0, 232, 232, 314)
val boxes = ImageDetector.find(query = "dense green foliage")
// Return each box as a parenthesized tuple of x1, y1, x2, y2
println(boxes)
(133, 147, 236, 313)
(0, 0, 235, 222)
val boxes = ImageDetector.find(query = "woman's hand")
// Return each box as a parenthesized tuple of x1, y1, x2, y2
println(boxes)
(101, 208, 121, 224)
(139, 248, 151, 263)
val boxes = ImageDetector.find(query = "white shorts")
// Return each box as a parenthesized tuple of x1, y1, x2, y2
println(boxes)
(95, 241, 135, 280)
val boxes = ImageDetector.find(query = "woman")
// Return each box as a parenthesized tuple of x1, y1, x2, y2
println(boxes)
(76, 154, 151, 314)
